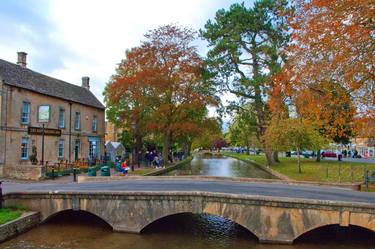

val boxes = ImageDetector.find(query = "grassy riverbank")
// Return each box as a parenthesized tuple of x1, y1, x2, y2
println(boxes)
(0, 208, 23, 225)
(224, 152, 375, 184)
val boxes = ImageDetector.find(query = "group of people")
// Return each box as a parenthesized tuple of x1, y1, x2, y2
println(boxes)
(145, 150, 163, 168)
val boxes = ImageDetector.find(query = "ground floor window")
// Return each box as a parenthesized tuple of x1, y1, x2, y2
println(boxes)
(58, 139, 64, 158)
(88, 137, 99, 160)
(21, 137, 29, 160)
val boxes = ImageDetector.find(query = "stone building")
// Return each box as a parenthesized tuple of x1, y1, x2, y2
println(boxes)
(0, 52, 105, 179)
(105, 121, 122, 142)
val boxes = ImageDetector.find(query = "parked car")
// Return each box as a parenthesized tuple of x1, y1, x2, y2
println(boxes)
(321, 151, 337, 158)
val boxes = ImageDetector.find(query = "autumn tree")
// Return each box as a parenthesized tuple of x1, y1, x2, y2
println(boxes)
(191, 117, 223, 150)
(201, 0, 291, 165)
(104, 47, 154, 164)
(284, 0, 374, 120)
(105, 25, 217, 164)
(269, 0, 374, 162)
(264, 118, 327, 172)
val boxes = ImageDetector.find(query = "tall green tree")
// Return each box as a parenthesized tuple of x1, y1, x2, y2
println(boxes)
(201, 0, 290, 165)
(227, 105, 259, 153)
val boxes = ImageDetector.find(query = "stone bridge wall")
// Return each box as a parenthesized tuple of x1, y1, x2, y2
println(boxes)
(4, 192, 375, 244)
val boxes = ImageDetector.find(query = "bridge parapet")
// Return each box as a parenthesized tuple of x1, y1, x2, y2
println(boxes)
(4, 191, 375, 244)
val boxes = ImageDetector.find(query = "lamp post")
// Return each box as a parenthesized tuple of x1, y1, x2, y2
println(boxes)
(131, 120, 136, 172)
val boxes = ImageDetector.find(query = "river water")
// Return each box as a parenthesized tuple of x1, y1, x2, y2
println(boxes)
(166, 154, 275, 178)
(1, 155, 374, 249)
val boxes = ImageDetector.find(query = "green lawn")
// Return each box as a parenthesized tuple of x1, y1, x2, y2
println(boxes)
(224, 152, 375, 183)
(0, 208, 22, 225)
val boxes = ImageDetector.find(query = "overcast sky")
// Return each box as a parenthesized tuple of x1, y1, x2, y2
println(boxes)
(0, 0, 246, 111)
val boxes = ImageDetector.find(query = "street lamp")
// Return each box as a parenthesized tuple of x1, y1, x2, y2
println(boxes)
(131, 120, 136, 172)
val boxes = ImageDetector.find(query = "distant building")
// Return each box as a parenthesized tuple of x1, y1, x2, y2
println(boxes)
(351, 121, 375, 159)
(0, 52, 105, 179)
(105, 141, 125, 162)
(105, 121, 122, 142)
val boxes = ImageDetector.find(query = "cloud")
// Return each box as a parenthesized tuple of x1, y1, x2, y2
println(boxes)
(0, 0, 241, 110)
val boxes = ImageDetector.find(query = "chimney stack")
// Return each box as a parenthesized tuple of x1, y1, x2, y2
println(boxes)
(82, 76, 90, 90)
(17, 52, 27, 68)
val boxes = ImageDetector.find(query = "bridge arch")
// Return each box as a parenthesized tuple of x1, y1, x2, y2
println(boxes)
(42, 209, 114, 230)
(139, 211, 260, 240)
(294, 223, 375, 242)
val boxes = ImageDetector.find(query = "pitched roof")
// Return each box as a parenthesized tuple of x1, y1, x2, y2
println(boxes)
(0, 59, 105, 110)
(105, 141, 124, 149)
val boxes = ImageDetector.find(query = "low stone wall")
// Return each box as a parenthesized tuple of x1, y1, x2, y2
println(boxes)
(3, 164, 44, 180)
(143, 157, 192, 176)
(0, 212, 40, 242)
(77, 175, 361, 190)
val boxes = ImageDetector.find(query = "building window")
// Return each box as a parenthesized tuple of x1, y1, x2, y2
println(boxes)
(74, 112, 81, 130)
(21, 102, 30, 124)
(58, 108, 65, 128)
(92, 115, 97, 132)
(21, 137, 29, 160)
(58, 139, 64, 158)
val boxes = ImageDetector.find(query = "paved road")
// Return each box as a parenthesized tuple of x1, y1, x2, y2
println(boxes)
(321, 157, 375, 164)
(3, 179, 375, 204)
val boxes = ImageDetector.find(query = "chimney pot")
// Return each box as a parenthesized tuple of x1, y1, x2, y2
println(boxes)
(82, 76, 90, 90)
(17, 52, 27, 68)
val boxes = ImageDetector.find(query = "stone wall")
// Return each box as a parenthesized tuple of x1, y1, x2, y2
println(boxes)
(0, 212, 40, 242)
(3, 164, 44, 180)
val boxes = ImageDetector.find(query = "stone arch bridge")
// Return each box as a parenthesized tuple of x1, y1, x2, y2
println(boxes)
(4, 190, 375, 244)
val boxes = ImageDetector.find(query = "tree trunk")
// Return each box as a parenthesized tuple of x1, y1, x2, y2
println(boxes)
(265, 150, 275, 166)
(297, 148, 302, 173)
(273, 151, 280, 163)
(316, 149, 321, 162)
(162, 133, 170, 166)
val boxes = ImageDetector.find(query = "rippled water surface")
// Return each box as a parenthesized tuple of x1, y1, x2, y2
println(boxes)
(167, 155, 275, 179)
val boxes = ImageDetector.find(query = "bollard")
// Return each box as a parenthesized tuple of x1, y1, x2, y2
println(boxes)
(0, 181, 2, 209)
(73, 168, 77, 182)
(52, 167, 55, 180)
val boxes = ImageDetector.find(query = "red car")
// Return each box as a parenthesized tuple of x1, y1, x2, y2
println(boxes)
(321, 151, 337, 157)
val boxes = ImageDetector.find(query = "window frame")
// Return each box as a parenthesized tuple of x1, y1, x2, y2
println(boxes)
(58, 107, 65, 129)
(21, 137, 29, 160)
(92, 115, 97, 132)
(74, 112, 81, 130)
(21, 102, 31, 124)
(58, 139, 64, 158)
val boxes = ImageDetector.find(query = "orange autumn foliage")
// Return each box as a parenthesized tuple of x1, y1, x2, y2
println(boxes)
(270, 0, 374, 141)
(105, 25, 217, 158)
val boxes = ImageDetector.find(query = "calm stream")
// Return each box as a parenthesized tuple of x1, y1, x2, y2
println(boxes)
(1, 155, 374, 249)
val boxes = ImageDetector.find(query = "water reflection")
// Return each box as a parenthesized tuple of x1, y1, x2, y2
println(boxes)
(167, 155, 275, 179)
(1, 211, 374, 249)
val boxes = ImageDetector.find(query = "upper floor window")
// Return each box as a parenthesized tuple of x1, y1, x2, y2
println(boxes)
(92, 115, 97, 132)
(74, 112, 81, 130)
(58, 139, 64, 158)
(21, 137, 29, 160)
(58, 108, 65, 128)
(21, 102, 30, 124)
